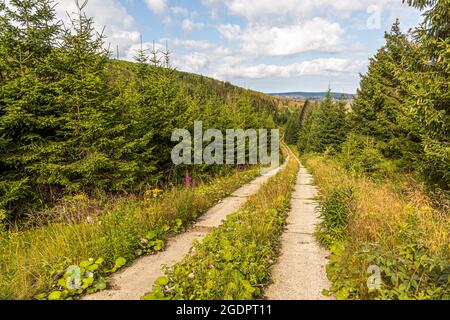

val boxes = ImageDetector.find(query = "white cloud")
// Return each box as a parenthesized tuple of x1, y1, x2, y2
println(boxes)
(217, 24, 241, 41)
(205, 0, 391, 22)
(173, 45, 243, 76)
(173, 39, 215, 50)
(145, 0, 167, 15)
(213, 46, 234, 56)
(56, 0, 135, 29)
(173, 52, 211, 73)
(170, 6, 189, 17)
(181, 19, 205, 33)
(212, 58, 367, 79)
(218, 18, 343, 56)
(201, 0, 222, 6)
(51, 0, 415, 92)
(172, 39, 366, 81)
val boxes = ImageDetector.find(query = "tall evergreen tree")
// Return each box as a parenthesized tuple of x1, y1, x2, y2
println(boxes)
(284, 109, 301, 145)
(34, 0, 113, 192)
(349, 1, 449, 188)
(402, 0, 450, 188)
(351, 21, 421, 163)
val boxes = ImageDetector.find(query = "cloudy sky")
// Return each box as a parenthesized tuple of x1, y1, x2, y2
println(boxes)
(55, 0, 422, 93)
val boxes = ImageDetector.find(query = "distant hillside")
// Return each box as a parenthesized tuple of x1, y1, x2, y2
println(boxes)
(269, 92, 355, 100)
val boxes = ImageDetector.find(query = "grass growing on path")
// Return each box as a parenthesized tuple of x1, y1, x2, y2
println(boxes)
(0, 167, 259, 300)
(304, 155, 449, 300)
(144, 157, 299, 300)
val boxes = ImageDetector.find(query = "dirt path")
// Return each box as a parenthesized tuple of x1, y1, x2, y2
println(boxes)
(265, 156, 333, 300)
(83, 163, 286, 300)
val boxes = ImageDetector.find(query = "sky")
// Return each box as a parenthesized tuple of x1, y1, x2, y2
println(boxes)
(55, 0, 423, 94)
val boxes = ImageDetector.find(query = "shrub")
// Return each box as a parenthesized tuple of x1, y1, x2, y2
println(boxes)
(316, 186, 355, 248)
(339, 133, 386, 176)
(327, 212, 449, 300)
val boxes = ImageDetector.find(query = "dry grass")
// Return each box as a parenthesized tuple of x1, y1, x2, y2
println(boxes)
(304, 155, 449, 255)
(304, 155, 449, 299)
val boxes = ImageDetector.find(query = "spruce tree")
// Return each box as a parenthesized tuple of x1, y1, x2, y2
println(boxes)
(162, 40, 171, 68)
(298, 91, 348, 153)
(134, 36, 149, 65)
(149, 40, 161, 66)
(36, 0, 113, 192)
(285, 109, 301, 145)
(402, 0, 450, 188)
(134, 35, 150, 89)
(0, 0, 60, 219)
(350, 21, 420, 162)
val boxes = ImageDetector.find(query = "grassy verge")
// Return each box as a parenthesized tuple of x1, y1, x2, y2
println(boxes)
(0, 167, 260, 300)
(303, 155, 449, 300)
(143, 157, 299, 300)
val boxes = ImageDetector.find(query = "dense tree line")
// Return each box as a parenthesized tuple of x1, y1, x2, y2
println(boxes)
(0, 0, 276, 222)
(297, 93, 349, 153)
(284, 100, 311, 145)
(292, 0, 449, 190)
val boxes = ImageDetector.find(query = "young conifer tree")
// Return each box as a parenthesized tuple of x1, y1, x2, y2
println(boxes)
(40, 0, 113, 192)
(0, 0, 61, 219)
(133, 35, 150, 90)
(162, 40, 172, 68)
(298, 91, 348, 153)
(149, 40, 161, 66)
(134, 36, 149, 64)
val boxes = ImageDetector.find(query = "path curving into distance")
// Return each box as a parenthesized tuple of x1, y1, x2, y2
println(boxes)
(83, 162, 287, 300)
(265, 148, 333, 300)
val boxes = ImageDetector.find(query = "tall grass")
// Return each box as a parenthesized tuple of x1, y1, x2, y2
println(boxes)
(304, 155, 449, 300)
(0, 167, 259, 300)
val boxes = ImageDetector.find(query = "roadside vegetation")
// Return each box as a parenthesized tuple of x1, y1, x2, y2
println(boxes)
(0, 157, 259, 300)
(305, 155, 448, 300)
(143, 156, 299, 300)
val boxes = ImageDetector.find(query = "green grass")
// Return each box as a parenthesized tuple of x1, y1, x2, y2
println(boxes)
(143, 157, 299, 300)
(0, 167, 259, 300)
